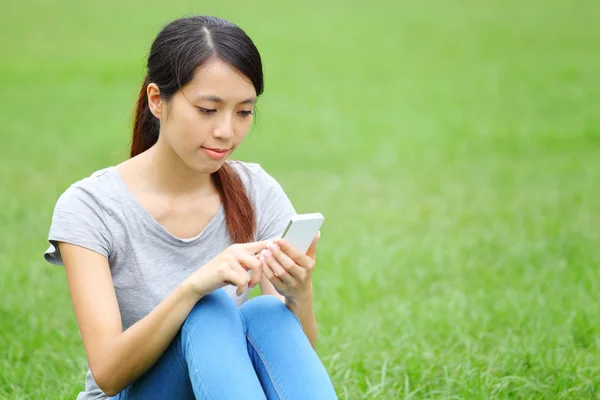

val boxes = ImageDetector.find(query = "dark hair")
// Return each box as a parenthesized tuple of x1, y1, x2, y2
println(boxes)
(131, 16, 263, 244)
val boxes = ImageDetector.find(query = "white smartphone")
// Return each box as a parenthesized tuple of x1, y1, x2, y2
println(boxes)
(279, 213, 325, 254)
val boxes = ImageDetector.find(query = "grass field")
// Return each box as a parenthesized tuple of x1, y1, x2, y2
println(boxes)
(1, 0, 600, 398)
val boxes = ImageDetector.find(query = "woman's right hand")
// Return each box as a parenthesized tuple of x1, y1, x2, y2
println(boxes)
(184, 241, 268, 298)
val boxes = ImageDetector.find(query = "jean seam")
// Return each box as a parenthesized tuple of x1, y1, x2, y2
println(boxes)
(246, 334, 285, 400)
(182, 325, 215, 400)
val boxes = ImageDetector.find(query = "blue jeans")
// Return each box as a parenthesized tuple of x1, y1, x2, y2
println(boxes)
(110, 289, 338, 399)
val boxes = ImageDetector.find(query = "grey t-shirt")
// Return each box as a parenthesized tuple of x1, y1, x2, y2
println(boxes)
(43, 161, 296, 400)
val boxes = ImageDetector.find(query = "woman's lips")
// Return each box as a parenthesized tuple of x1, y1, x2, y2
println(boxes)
(201, 147, 229, 160)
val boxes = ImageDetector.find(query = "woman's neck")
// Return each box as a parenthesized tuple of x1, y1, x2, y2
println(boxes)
(133, 141, 216, 198)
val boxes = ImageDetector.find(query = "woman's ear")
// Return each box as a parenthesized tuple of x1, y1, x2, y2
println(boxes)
(147, 83, 162, 119)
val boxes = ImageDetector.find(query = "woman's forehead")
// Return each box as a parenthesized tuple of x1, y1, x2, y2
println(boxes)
(184, 59, 256, 102)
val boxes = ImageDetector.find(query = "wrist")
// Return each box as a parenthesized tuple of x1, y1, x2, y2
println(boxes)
(179, 279, 205, 302)
(286, 287, 314, 308)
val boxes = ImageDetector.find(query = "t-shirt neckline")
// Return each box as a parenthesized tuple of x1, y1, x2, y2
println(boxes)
(107, 166, 224, 245)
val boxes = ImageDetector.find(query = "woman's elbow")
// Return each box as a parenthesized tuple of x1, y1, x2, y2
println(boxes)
(96, 379, 120, 397)
(92, 365, 121, 397)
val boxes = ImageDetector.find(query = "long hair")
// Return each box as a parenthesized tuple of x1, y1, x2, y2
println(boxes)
(131, 16, 263, 243)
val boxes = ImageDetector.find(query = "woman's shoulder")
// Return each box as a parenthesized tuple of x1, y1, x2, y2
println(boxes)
(70, 166, 115, 188)
(45, 167, 119, 265)
(227, 160, 293, 212)
(53, 166, 120, 212)
(228, 160, 281, 189)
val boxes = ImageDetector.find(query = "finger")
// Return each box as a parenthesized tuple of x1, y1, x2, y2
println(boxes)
(222, 270, 248, 297)
(262, 249, 293, 285)
(266, 241, 303, 279)
(239, 240, 269, 255)
(228, 262, 252, 296)
(237, 253, 263, 288)
(274, 238, 315, 268)
(260, 255, 285, 289)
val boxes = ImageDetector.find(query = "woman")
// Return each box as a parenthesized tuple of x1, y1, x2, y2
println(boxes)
(44, 15, 337, 400)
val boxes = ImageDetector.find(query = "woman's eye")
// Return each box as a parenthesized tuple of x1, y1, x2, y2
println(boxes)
(198, 107, 217, 114)
(238, 110, 254, 117)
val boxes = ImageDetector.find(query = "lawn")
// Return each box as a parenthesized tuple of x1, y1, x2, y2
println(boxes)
(1, 0, 599, 398)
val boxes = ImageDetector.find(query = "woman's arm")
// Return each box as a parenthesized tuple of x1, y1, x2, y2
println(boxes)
(60, 242, 200, 396)
(285, 291, 318, 348)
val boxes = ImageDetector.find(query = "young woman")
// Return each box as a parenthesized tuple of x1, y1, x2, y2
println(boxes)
(44, 15, 337, 400)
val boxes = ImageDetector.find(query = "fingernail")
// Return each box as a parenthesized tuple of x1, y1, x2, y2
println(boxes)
(265, 250, 272, 258)
(267, 242, 277, 250)
(317, 231, 321, 239)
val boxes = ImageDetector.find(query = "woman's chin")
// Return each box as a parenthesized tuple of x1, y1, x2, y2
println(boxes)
(186, 158, 229, 174)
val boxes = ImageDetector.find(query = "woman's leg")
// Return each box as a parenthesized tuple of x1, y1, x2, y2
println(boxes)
(111, 289, 266, 400)
(181, 289, 266, 399)
(109, 328, 194, 400)
(240, 295, 338, 400)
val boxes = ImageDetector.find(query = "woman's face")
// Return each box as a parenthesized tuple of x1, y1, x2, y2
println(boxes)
(148, 58, 257, 173)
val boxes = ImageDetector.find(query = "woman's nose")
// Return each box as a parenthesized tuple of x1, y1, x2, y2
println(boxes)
(213, 116, 234, 139)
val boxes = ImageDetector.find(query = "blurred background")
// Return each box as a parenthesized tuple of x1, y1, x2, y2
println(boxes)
(1, 0, 599, 398)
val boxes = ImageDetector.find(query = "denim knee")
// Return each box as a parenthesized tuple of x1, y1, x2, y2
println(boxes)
(240, 295, 302, 328)
(183, 289, 243, 332)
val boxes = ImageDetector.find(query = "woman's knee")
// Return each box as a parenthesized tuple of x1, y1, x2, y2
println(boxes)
(240, 295, 302, 331)
(183, 289, 243, 333)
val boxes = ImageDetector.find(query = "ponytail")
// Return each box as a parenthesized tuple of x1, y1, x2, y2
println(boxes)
(131, 75, 160, 158)
(130, 76, 256, 244)
(212, 163, 255, 244)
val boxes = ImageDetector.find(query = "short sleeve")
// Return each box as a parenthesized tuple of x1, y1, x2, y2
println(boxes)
(252, 166, 297, 242)
(43, 185, 112, 266)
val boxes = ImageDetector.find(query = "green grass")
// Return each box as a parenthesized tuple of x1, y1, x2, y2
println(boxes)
(1, 0, 600, 398)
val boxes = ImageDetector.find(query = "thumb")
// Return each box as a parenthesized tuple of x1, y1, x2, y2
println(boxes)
(306, 231, 320, 259)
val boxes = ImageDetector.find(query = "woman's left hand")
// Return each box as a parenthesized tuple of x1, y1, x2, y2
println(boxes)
(259, 232, 320, 302)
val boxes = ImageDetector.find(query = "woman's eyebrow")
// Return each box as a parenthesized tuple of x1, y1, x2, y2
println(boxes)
(195, 94, 256, 104)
